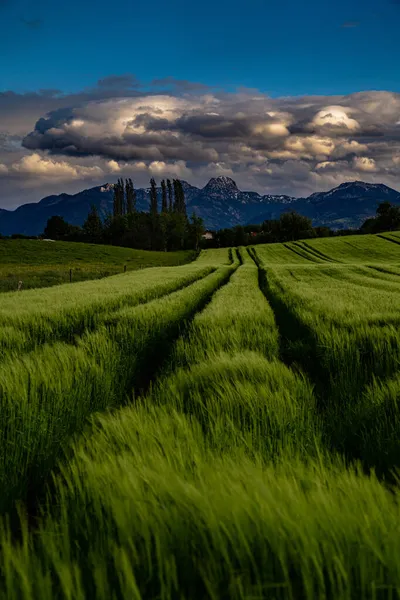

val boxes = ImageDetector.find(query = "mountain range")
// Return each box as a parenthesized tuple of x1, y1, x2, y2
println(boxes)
(1, 177, 400, 236)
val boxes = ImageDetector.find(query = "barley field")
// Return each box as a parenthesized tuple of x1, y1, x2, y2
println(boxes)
(1, 232, 400, 599)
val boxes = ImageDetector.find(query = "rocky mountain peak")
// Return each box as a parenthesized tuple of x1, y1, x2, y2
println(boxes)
(99, 183, 115, 192)
(203, 176, 239, 193)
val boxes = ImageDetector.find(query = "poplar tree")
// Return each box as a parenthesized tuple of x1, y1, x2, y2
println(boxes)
(113, 178, 125, 216)
(161, 179, 168, 213)
(173, 179, 187, 215)
(126, 178, 136, 214)
(149, 178, 158, 218)
(167, 179, 173, 212)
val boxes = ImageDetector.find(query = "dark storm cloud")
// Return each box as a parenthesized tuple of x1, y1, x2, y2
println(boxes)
(17, 89, 400, 175)
(130, 114, 172, 131)
(172, 114, 254, 139)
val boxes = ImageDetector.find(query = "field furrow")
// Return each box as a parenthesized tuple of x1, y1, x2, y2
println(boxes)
(0, 264, 214, 360)
(1, 233, 400, 599)
(0, 250, 324, 599)
(284, 242, 324, 263)
(252, 244, 400, 477)
(0, 264, 234, 515)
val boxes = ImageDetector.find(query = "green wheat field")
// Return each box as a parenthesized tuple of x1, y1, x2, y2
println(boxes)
(1, 231, 400, 598)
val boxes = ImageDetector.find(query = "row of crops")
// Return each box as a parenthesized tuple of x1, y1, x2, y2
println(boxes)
(1, 235, 400, 598)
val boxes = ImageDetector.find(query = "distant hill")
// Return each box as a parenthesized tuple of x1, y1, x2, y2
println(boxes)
(1, 177, 400, 235)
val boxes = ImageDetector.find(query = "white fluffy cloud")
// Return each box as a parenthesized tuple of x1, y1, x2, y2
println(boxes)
(353, 156, 377, 172)
(312, 106, 360, 130)
(1, 84, 400, 205)
(10, 153, 104, 180)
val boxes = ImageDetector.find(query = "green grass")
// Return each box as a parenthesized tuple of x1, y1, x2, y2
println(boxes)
(254, 232, 400, 265)
(195, 247, 233, 265)
(0, 239, 196, 292)
(171, 254, 279, 368)
(0, 264, 234, 514)
(1, 234, 400, 598)
(0, 263, 213, 359)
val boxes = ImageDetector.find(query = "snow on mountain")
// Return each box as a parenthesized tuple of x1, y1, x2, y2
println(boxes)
(0, 178, 399, 235)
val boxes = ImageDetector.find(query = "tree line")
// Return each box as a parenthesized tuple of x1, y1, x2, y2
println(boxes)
(202, 202, 400, 248)
(42, 178, 204, 251)
(360, 202, 400, 234)
(202, 212, 334, 248)
(5, 190, 400, 249)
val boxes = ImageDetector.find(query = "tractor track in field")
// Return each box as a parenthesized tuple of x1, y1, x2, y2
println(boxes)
(12, 262, 240, 538)
(377, 233, 400, 247)
(283, 243, 321, 263)
(294, 241, 339, 263)
(247, 246, 327, 397)
(0, 266, 216, 362)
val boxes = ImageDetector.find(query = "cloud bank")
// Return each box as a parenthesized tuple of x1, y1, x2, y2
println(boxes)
(1, 76, 400, 208)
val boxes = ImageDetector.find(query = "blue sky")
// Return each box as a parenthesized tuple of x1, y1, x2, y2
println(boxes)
(1, 0, 400, 208)
(1, 0, 400, 96)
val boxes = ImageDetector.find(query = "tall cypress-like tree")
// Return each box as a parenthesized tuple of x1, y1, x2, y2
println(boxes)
(161, 179, 168, 213)
(113, 178, 125, 216)
(172, 179, 179, 212)
(121, 177, 126, 215)
(131, 179, 137, 213)
(167, 179, 173, 212)
(173, 179, 187, 215)
(113, 181, 119, 217)
(126, 178, 136, 214)
(149, 178, 158, 217)
(179, 180, 187, 216)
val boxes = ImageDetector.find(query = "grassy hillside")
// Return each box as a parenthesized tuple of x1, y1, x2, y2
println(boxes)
(0, 239, 196, 292)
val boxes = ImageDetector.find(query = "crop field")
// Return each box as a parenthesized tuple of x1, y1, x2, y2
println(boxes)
(1, 232, 400, 598)
(0, 239, 195, 292)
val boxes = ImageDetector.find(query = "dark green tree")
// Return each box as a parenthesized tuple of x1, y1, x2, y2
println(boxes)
(361, 202, 400, 234)
(83, 204, 103, 243)
(233, 225, 248, 246)
(149, 178, 158, 218)
(173, 179, 187, 215)
(161, 179, 168, 213)
(376, 202, 400, 231)
(43, 216, 72, 240)
(188, 212, 204, 250)
(149, 178, 160, 249)
(126, 178, 136, 215)
(113, 179, 125, 217)
(159, 212, 169, 251)
(167, 179, 173, 212)
(103, 213, 127, 246)
(278, 211, 314, 241)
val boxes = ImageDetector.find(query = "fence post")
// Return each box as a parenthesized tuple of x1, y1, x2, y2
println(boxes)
(124, 265, 127, 273)
(69, 268, 72, 283)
